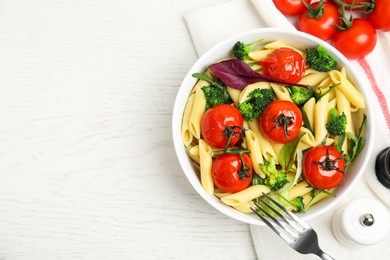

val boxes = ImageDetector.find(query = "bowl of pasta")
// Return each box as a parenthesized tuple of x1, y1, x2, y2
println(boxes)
(172, 28, 374, 225)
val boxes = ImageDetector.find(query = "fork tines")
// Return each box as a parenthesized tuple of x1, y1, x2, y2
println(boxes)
(250, 192, 308, 244)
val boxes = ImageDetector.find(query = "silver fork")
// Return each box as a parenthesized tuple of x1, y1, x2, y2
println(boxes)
(251, 192, 335, 260)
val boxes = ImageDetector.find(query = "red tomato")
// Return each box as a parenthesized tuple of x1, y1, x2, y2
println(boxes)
(212, 153, 252, 193)
(201, 104, 244, 148)
(260, 100, 302, 143)
(261, 48, 305, 84)
(332, 18, 377, 60)
(366, 0, 390, 31)
(303, 145, 345, 189)
(298, 1, 341, 41)
(273, 0, 311, 16)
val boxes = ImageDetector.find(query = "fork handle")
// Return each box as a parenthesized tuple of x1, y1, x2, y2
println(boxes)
(317, 250, 335, 260)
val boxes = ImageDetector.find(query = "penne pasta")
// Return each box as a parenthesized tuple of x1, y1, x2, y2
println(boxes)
(271, 83, 292, 101)
(199, 139, 214, 195)
(299, 127, 316, 150)
(189, 86, 207, 139)
(314, 93, 329, 145)
(187, 145, 200, 164)
(298, 71, 328, 86)
(227, 87, 241, 106)
(264, 40, 304, 56)
(245, 129, 265, 177)
(247, 120, 279, 163)
(233, 201, 256, 213)
(248, 49, 273, 61)
(288, 181, 313, 200)
(181, 94, 195, 147)
(329, 69, 365, 108)
(221, 185, 271, 207)
(303, 97, 316, 132)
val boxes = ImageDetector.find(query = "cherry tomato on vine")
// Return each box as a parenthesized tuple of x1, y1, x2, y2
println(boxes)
(303, 145, 345, 189)
(366, 0, 390, 31)
(259, 100, 302, 143)
(332, 18, 377, 60)
(298, 0, 341, 41)
(201, 104, 244, 149)
(212, 153, 252, 193)
(261, 48, 305, 84)
(273, 0, 311, 16)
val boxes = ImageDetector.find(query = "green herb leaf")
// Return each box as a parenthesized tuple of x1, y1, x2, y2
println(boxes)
(346, 114, 367, 164)
(192, 72, 224, 88)
(280, 131, 306, 173)
(314, 83, 339, 101)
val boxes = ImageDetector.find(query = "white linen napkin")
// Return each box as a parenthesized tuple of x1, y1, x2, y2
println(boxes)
(184, 0, 390, 259)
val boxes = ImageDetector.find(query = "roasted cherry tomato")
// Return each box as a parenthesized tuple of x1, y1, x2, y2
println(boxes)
(298, 1, 341, 41)
(261, 48, 305, 84)
(212, 153, 252, 193)
(273, 0, 311, 16)
(303, 145, 345, 189)
(259, 100, 302, 143)
(201, 104, 244, 148)
(366, 0, 390, 31)
(332, 18, 377, 60)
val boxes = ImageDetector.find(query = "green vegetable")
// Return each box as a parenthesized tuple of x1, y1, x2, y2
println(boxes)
(259, 193, 305, 216)
(346, 114, 367, 164)
(279, 131, 306, 174)
(202, 85, 232, 110)
(258, 132, 305, 191)
(232, 38, 264, 60)
(326, 108, 347, 136)
(192, 72, 232, 110)
(238, 88, 275, 121)
(314, 83, 339, 101)
(288, 85, 314, 106)
(306, 45, 338, 72)
(288, 195, 305, 212)
(260, 157, 288, 191)
(251, 174, 265, 186)
(305, 188, 335, 212)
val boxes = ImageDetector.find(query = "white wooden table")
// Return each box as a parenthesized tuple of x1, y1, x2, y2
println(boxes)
(0, 0, 257, 259)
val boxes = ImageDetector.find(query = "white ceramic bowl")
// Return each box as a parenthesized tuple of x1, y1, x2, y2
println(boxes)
(172, 28, 374, 225)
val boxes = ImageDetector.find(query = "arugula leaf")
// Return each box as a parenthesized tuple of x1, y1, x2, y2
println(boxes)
(335, 133, 346, 153)
(192, 72, 224, 88)
(314, 83, 339, 101)
(279, 131, 306, 173)
(346, 114, 367, 164)
(251, 174, 264, 186)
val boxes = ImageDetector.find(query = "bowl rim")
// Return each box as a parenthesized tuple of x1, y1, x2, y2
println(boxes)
(172, 28, 375, 225)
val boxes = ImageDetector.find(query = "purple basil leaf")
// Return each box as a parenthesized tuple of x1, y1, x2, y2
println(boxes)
(209, 59, 309, 90)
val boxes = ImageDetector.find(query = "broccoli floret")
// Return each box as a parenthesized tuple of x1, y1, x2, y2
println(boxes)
(326, 108, 347, 135)
(232, 39, 263, 60)
(288, 85, 314, 106)
(192, 72, 232, 110)
(238, 88, 275, 121)
(260, 157, 288, 191)
(306, 45, 338, 72)
(289, 196, 305, 212)
(202, 85, 232, 110)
